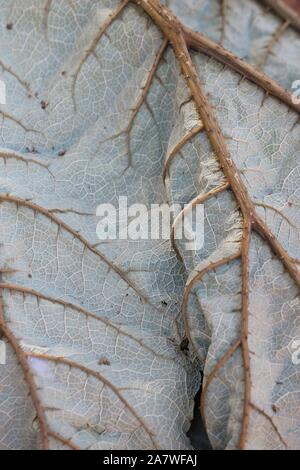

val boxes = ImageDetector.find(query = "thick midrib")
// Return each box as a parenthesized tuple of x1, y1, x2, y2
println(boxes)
(134, 0, 300, 449)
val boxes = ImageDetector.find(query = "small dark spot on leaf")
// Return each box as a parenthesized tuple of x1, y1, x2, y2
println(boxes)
(58, 150, 66, 156)
(180, 337, 189, 353)
(6, 23, 13, 30)
(40, 100, 49, 110)
(288, 202, 293, 207)
(61, 70, 67, 76)
(161, 300, 168, 307)
(98, 357, 110, 366)
(272, 404, 278, 413)
(28, 273, 32, 279)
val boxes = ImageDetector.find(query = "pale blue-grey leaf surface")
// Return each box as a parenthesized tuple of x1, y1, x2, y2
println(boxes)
(0, 0, 300, 451)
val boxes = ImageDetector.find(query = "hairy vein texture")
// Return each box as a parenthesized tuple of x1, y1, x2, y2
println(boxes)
(0, 0, 201, 450)
(160, 12, 300, 450)
(164, 0, 300, 89)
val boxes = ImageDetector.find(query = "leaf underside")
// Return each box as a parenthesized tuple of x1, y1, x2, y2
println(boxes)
(0, 0, 299, 450)
(165, 0, 300, 89)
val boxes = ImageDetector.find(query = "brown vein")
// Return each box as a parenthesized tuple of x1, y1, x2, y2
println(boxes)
(220, 0, 227, 46)
(200, 339, 241, 422)
(171, 182, 230, 262)
(0, 151, 54, 178)
(115, 38, 168, 170)
(181, 252, 241, 356)
(71, 0, 130, 109)
(239, 216, 252, 449)
(0, 283, 168, 359)
(182, 27, 300, 114)
(257, 19, 290, 70)
(162, 123, 204, 182)
(138, 0, 300, 288)
(0, 110, 40, 133)
(0, 299, 49, 449)
(255, 201, 300, 231)
(48, 431, 80, 450)
(134, 0, 299, 449)
(26, 352, 159, 449)
(250, 403, 288, 448)
(253, 213, 300, 284)
(43, 0, 52, 39)
(0, 194, 162, 311)
(88, 38, 168, 171)
(0, 60, 33, 96)
(48, 208, 94, 216)
(258, 0, 300, 32)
